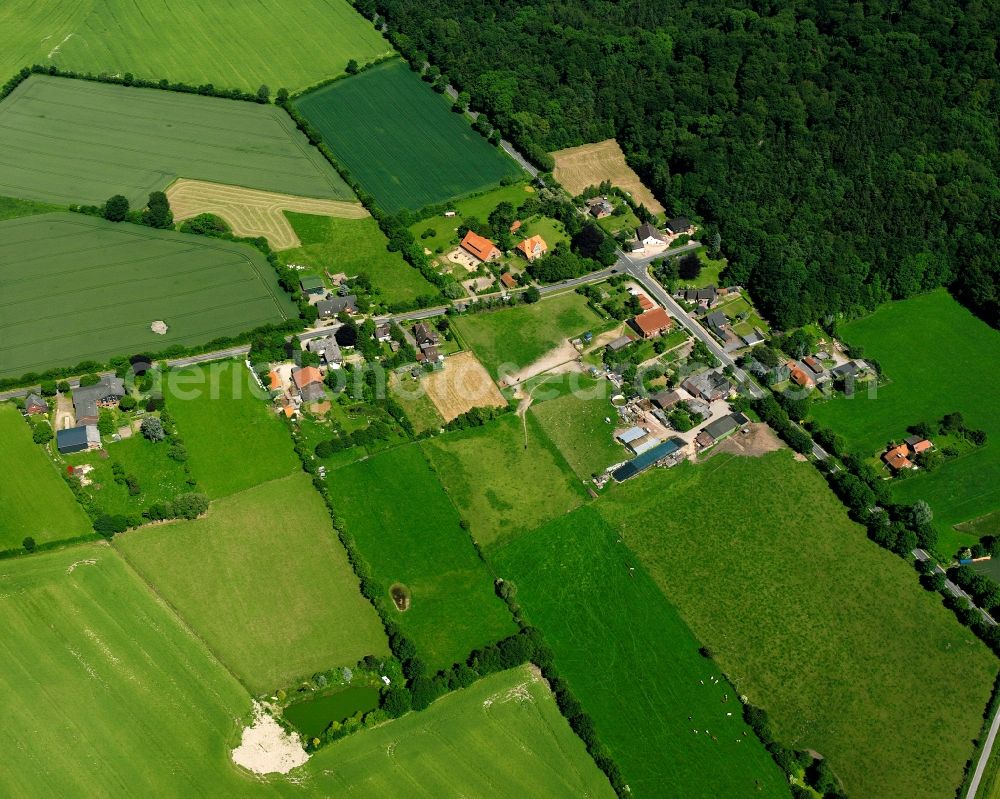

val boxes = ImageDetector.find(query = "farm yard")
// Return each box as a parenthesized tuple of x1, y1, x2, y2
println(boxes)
(0, 75, 349, 206)
(0, 0, 392, 94)
(0, 404, 91, 550)
(165, 180, 368, 250)
(294, 58, 522, 213)
(0, 214, 296, 379)
(599, 451, 998, 799)
(551, 138, 665, 214)
(116, 473, 388, 694)
(421, 351, 507, 422)
(325, 445, 518, 671)
(491, 507, 788, 799)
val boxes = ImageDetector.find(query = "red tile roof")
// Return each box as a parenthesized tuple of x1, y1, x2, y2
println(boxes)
(911, 439, 932, 454)
(632, 307, 673, 337)
(787, 362, 814, 387)
(460, 230, 500, 261)
(500, 272, 517, 288)
(883, 444, 912, 470)
(636, 293, 654, 310)
(515, 235, 548, 261)
(268, 370, 282, 391)
(292, 366, 323, 389)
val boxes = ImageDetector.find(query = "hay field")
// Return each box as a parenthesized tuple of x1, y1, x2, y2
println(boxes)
(167, 179, 368, 250)
(423, 351, 507, 422)
(294, 59, 522, 213)
(551, 138, 665, 214)
(0, 214, 296, 380)
(0, 0, 392, 93)
(0, 75, 349, 206)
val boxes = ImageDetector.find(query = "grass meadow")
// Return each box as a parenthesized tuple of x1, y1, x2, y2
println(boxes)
(0, 75, 349, 206)
(421, 414, 585, 548)
(452, 292, 603, 379)
(0, 214, 296, 379)
(165, 362, 300, 499)
(0, 194, 61, 221)
(491, 507, 789, 799)
(116, 473, 388, 693)
(279, 212, 437, 305)
(0, 0, 392, 92)
(302, 666, 614, 797)
(408, 181, 537, 251)
(599, 451, 997, 799)
(809, 289, 1000, 554)
(295, 58, 522, 213)
(0, 404, 91, 549)
(325, 444, 517, 670)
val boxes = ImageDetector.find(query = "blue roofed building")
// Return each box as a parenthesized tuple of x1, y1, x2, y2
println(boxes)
(612, 437, 685, 482)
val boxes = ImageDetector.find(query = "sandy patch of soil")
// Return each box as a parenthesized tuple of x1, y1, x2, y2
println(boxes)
(165, 179, 368, 250)
(700, 423, 784, 461)
(550, 139, 665, 214)
(232, 702, 308, 774)
(424, 351, 507, 422)
(501, 340, 583, 387)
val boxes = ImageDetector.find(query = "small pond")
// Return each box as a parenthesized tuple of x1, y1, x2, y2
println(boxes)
(283, 686, 381, 738)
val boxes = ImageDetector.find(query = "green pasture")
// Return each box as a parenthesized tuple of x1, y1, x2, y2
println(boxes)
(810, 289, 1000, 554)
(0, 75, 348, 206)
(599, 451, 997, 799)
(410, 182, 537, 251)
(165, 362, 300, 499)
(0, 194, 61, 221)
(0, 214, 296, 379)
(279, 212, 437, 305)
(452, 292, 602, 379)
(421, 414, 585, 548)
(491, 507, 789, 799)
(294, 58, 522, 213)
(390, 371, 445, 434)
(325, 444, 517, 670)
(0, 403, 91, 549)
(0, 0, 391, 94)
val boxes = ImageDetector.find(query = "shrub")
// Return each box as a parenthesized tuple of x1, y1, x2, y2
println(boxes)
(22, 536, 36, 552)
(140, 416, 166, 441)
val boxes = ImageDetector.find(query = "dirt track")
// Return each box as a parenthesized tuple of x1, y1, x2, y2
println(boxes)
(165, 179, 368, 250)
(550, 139, 665, 214)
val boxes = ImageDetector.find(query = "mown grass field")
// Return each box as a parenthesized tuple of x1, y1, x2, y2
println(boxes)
(599, 451, 997, 799)
(325, 444, 517, 670)
(0, 0, 392, 92)
(452, 292, 603, 379)
(279, 212, 437, 305)
(165, 363, 300, 499)
(422, 414, 585, 548)
(0, 404, 91, 549)
(0, 214, 296, 379)
(810, 289, 1000, 554)
(117, 473, 387, 693)
(0, 75, 349, 206)
(295, 58, 522, 213)
(491, 507, 788, 799)
(301, 666, 614, 797)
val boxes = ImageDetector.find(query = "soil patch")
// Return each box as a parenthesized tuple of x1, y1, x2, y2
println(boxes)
(390, 582, 411, 612)
(700, 423, 784, 461)
(424, 351, 507, 422)
(231, 702, 308, 774)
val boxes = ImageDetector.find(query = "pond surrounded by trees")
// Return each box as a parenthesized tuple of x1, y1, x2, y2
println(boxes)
(283, 686, 381, 739)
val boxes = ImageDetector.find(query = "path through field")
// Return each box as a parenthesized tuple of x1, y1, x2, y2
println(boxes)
(166, 179, 369, 250)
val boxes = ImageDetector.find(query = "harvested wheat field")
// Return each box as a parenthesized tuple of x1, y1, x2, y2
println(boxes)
(166, 179, 369, 249)
(551, 138, 664, 214)
(424, 351, 507, 422)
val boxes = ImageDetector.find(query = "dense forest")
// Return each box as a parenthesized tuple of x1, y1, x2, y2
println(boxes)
(359, 0, 999, 328)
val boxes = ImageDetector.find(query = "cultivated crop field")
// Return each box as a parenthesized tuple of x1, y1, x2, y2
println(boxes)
(165, 363, 300, 499)
(599, 451, 998, 799)
(810, 289, 1000, 554)
(421, 351, 507, 422)
(0, 404, 91, 550)
(166, 180, 368, 250)
(451, 292, 603, 380)
(294, 58, 522, 213)
(0, 0, 392, 94)
(325, 444, 517, 670)
(117, 474, 388, 693)
(301, 666, 615, 797)
(491, 507, 788, 799)
(0, 213, 296, 379)
(551, 138, 665, 214)
(0, 75, 349, 206)
(422, 414, 585, 548)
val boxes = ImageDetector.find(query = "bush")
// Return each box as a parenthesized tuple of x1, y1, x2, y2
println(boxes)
(171, 493, 208, 520)
(32, 424, 53, 444)
(22, 536, 36, 552)
(140, 416, 166, 441)
(118, 395, 137, 411)
(382, 686, 411, 717)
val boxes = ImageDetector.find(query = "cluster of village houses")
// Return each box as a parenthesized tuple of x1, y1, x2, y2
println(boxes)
(882, 435, 934, 472)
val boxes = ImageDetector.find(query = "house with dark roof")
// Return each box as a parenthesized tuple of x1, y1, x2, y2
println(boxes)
(586, 197, 614, 219)
(651, 389, 686, 410)
(636, 223, 666, 247)
(681, 371, 733, 402)
(630, 308, 673, 339)
(73, 377, 126, 426)
(460, 231, 501, 262)
(697, 413, 748, 447)
(307, 336, 342, 367)
(413, 322, 439, 349)
(666, 217, 694, 236)
(300, 276, 326, 296)
(24, 393, 49, 415)
(605, 335, 632, 353)
(57, 425, 101, 455)
(316, 294, 357, 318)
(417, 345, 444, 368)
(705, 311, 729, 335)
(375, 323, 392, 342)
(682, 286, 717, 307)
(741, 330, 765, 347)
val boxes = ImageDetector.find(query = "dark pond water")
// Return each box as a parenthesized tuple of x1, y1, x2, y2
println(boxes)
(283, 686, 380, 738)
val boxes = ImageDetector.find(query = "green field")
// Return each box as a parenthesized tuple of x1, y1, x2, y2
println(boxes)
(325, 444, 517, 670)
(0, 194, 61, 221)
(409, 181, 538, 251)
(279, 212, 437, 306)
(452, 292, 603, 379)
(165, 362, 300, 499)
(0, 0, 392, 94)
(421, 414, 585, 548)
(117, 473, 387, 693)
(295, 58, 522, 213)
(0, 213, 297, 379)
(810, 289, 1000, 554)
(390, 371, 445, 434)
(599, 451, 997, 799)
(492, 507, 789, 799)
(0, 75, 349, 206)
(0, 404, 91, 549)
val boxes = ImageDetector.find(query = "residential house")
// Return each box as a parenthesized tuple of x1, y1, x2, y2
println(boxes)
(606, 335, 632, 353)
(300, 276, 326, 297)
(636, 222, 666, 248)
(316, 294, 357, 318)
(57, 425, 100, 455)
(24, 393, 49, 415)
(904, 435, 933, 454)
(307, 336, 343, 368)
(802, 356, 825, 376)
(413, 322, 439, 349)
(611, 437, 685, 482)
(682, 286, 718, 307)
(741, 330, 765, 347)
(500, 272, 518, 290)
(375, 323, 392, 343)
(630, 307, 673, 339)
(587, 197, 614, 219)
(73, 377, 126, 426)
(628, 240, 644, 254)
(686, 398, 711, 418)
(681, 370, 733, 402)
(516, 235, 548, 262)
(705, 311, 729, 336)
(883, 443, 913, 471)
(786, 362, 814, 389)
(417, 345, 444, 368)
(651, 388, 687, 410)
(665, 217, 695, 236)
(460, 230, 501, 262)
(292, 366, 324, 401)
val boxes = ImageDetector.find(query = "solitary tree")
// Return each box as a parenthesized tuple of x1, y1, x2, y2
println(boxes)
(22, 536, 36, 552)
(140, 416, 166, 441)
(142, 191, 174, 229)
(102, 194, 130, 222)
(255, 84, 269, 103)
(345, 59, 359, 75)
(32, 425, 52, 444)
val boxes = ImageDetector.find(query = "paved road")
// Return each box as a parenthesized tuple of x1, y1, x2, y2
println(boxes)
(968, 701, 1000, 799)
